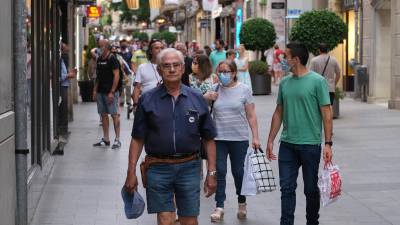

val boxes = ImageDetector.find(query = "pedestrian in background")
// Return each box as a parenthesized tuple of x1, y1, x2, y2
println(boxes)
(54, 46, 76, 156)
(264, 47, 275, 77)
(87, 50, 97, 81)
(204, 45, 212, 57)
(189, 54, 218, 99)
(174, 42, 193, 86)
(131, 39, 164, 110)
(131, 40, 149, 73)
(210, 39, 227, 72)
(124, 48, 217, 225)
(58, 43, 76, 137)
(235, 44, 253, 92)
(92, 39, 122, 149)
(273, 44, 284, 85)
(310, 43, 341, 105)
(226, 49, 236, 62)
(266, 42, 333, 225)
(210, 60, 260, 222)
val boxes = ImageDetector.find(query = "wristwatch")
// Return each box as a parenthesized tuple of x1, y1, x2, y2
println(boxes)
(207, 171, 217, 177)
(325, 141, 333, 146)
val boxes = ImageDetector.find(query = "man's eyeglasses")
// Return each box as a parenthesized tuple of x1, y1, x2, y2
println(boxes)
(161, 63, 182, 71)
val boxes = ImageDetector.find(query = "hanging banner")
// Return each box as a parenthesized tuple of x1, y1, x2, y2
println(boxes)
(203, 0, 218, 12)
(235, 7, 243, 48)
(125, 0, 139, 9)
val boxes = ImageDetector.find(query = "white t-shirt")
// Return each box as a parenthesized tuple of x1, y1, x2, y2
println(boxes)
(134, 63, 162, 93)
(213, 82, 254, 141)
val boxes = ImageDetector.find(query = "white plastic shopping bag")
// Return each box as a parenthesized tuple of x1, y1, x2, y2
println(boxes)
(250, 148, 277, 192)
(241, 148, 258, 196)
(241, 148, 277, 194)
(318, 162, 342, 207)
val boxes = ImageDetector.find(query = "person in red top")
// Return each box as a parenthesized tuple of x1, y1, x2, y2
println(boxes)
(273, 44, 284, 85)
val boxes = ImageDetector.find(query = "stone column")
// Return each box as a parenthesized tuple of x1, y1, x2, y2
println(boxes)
(389, 0, 400, 109)
(328, 0, 342, 13)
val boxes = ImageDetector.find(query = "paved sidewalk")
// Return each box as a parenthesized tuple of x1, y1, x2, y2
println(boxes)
(30, 88, 400, 225)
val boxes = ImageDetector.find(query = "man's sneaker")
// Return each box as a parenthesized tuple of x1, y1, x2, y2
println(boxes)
(210, 207, 224, 223)
(112, 140, 121, 149)
(93, 138, 110, 147)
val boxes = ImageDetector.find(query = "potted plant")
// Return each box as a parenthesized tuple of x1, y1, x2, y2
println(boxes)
(132, 31, 149, 42)
(333, 87, 344, 119)
(289, 10, 347, 55)
(240, 18, 276, 94)
(78, 33, 96, 102)
(151, 31, 177, 46)
(249, 60, 270, 95)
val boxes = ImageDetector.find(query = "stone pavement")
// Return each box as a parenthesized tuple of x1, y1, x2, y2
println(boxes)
(30, 87, 400, 225)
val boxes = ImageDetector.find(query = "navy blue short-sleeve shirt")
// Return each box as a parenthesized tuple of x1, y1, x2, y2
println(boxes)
(132, 84, 217, 155)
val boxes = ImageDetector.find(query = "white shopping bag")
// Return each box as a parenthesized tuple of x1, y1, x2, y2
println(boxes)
(249, 148, 276, 192)
(240, 148, 258, 196)
(318, 162, 342, 207)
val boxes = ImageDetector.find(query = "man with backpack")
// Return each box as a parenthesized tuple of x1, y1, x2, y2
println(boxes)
(93, 39, 122, 149)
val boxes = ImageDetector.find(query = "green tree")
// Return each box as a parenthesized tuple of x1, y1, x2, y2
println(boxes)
(110, 0, 150, 24)
(289, 10, 347, 55)
(240, 18, 276, 60)
(132, 32, 149, 41)
(151, 31, 177, 45)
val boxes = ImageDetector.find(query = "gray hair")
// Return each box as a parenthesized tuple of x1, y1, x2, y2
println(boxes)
(157, 48, 185, 66)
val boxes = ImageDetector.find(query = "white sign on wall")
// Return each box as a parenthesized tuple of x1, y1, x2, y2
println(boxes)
(203, 0, 218, 12)
(165, 0, 179, 5)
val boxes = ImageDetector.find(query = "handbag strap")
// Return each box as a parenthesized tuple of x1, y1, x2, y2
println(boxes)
(209, 84, 220, 114)
(321, 56, 330, 77)
(254, 147, 264, 154)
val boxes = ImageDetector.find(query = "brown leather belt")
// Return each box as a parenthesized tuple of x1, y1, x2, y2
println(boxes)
(140, 153, 199, 188)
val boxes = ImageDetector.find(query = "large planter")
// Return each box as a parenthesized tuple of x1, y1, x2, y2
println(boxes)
(251, 74, 271, 95)
(78, 80, 94, 102)
(333, 98, 340, 119)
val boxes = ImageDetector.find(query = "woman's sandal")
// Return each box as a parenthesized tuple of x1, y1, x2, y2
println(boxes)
(237, 203, 247, 219)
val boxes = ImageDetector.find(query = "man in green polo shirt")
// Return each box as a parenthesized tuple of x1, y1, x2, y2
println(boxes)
(209, 39, 226, 72)
(266, 42, 333, 225)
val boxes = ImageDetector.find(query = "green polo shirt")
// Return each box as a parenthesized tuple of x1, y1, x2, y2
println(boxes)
(277, 71, 331, 145)
(210, 50, 226, 72)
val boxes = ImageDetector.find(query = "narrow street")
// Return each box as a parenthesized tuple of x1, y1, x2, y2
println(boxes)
(30, 87, 400, 225)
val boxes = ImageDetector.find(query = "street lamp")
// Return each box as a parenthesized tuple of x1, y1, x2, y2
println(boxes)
(156, 18, 166, 24)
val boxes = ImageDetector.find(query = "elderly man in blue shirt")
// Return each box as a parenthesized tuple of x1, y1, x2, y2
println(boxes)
(124, 48, 217, 225)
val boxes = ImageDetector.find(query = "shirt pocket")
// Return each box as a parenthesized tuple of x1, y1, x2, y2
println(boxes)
(185, 110, 200, 136)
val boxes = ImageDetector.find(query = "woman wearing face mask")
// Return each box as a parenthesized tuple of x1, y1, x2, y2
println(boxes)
(189, 54, 218, 101)
(210, 60, 261, 222)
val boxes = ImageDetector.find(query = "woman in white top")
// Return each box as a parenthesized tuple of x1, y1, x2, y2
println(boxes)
(235, 44, 253, 92)
(210, 60, 261, 222)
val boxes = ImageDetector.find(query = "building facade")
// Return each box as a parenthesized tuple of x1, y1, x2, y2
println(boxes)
(362, 0, 400, 109)
(0, 0, 16, 224)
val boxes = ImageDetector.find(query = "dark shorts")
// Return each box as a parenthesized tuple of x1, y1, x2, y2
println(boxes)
(96, 92, 119, 115)
(146, 159, 201, 217)
(329, 92, 335, 105)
